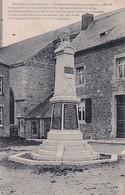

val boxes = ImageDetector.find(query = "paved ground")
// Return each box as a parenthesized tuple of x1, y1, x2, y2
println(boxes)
(90, 142, 125, 155)
(0, 138, 125, 195)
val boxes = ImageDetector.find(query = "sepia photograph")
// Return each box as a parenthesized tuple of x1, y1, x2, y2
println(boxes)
(0, 0, 125, 194)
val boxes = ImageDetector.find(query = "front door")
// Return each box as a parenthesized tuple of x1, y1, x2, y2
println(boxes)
(31, 120, 40, 138)
(117, 95, 125, 138)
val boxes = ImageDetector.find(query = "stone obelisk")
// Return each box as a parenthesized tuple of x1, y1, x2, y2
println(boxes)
(49, 30, 81, 139)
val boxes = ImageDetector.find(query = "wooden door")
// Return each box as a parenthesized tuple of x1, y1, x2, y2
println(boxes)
(117, 95, 125, 138)
(31, 120, 40, 139)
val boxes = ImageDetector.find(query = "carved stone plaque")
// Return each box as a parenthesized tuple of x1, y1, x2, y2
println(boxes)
(64, 67, 74, 74)
(64, 104, 78, 130)
(51, 103, 62, 130)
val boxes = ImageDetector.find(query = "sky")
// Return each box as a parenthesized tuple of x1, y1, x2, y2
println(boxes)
(2, 0, 125, 46)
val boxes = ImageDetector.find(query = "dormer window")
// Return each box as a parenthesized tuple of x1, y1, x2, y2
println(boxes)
(100, 27, 115, 39)
(100, 30, 109, 39)
(100, 32, 106, 39)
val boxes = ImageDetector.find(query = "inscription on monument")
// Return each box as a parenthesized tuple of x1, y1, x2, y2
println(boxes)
(64, 104, 78, 130)
(51, 103, 62, 130)
(64, 67, 74, 74)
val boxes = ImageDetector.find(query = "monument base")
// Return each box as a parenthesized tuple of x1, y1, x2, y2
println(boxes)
(32, 130, 99, 162)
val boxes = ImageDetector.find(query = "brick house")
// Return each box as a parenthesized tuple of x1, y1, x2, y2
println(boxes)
(0, 57, 9, 136)
(72, 8, 125, 138)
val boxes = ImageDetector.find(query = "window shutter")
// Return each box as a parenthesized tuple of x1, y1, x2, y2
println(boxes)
(85, 98, 92, 123)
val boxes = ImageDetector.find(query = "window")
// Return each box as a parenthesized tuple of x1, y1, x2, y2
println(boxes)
(0, 107, 3, 126)
(116, 57, 125, 79)
(78, 98, 92, 123)
(0, 77, 3, 94)
(78, 99, 85, 122)
(76, 66, 85, 86)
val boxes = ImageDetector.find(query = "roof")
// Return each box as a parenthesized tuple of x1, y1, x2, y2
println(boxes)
(0, 21, 81, 65)
(0, 8, 124, 65)
(25, 93, 53, 119)
(71, 8, 125, 52)
(0, 55, 8, 65)
(0, 31, 54, 65)
(53, 21, 81, 40)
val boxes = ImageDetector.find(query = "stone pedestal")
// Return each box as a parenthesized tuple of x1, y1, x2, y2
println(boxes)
(32, 130, 99, 162)
(50, 102, 79, 131)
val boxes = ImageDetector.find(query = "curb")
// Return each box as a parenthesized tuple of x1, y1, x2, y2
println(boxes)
(8, 152, 118, 166)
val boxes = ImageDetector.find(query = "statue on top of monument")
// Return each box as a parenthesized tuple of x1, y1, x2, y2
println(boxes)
(60, 28, 70, 44)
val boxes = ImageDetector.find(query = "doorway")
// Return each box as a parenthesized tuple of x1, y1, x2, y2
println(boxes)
(31, 120, 40, 138)
(10, 88, 15, 125)
(116, 95, 125, 138)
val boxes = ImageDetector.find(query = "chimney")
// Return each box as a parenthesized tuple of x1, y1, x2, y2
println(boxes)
(81, 13, 94, 30)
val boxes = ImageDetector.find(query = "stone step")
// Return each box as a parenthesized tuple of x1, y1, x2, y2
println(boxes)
(48, 131, 83, 141)
(32, 154, 56, 161)
(42, 145, 57, 151)
(44, 140, 58, 146)
(37, 149, 56, 156)
(44, 140, 86, 146)
(63, 154, 98, 162)
(64, 150, 91, 157)
(64, 145, 86, 151)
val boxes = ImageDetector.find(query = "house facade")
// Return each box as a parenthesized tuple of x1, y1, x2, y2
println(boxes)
(0, 59, 10, 136)
(0, 20, 81, 138)
(72, 8, 125, 138)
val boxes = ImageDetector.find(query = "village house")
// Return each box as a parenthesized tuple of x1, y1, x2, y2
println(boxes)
(72, 8, 125, 139)
(0, 21, 81, 138)
(0, 57, 9, 136)
(0, 8, 124, 139)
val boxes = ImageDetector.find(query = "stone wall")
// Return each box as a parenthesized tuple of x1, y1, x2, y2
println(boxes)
(0, 64, 9, 136)
(75, 40, 125, 139)
(10, 42, 55, 120)
(25, 42, 55, 112)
